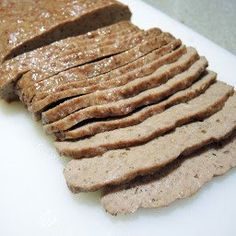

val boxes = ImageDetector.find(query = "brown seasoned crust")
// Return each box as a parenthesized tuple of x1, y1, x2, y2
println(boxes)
(0, 0, 131, 63)
(42, 47, 197, 125)
(63, 92, 236, 193)
(31, 40, 183, 115)
(57, 70, 216, 140)
(101, 132, 236, 215)
(56, 81, 233, 159)
(43, 50, 204, 134)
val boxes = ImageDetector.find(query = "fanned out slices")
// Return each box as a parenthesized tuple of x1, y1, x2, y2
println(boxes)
(0, 0, 235, 216)
(101, 131, 236, 215)
(64, 92, 236, 193)
(27, 31, 174, 102)
(32, 37, 180, 100)
(56, 80, 231, 159)
(43, 50, 205, 133)
(1, 21, 137, 101)
(42, 47, 198, 124)
(31, 36, 180, 114)
(0, 0, 131, 63)
(58, 71, 216, 140)
(18, 29, 157, 105)
(0, 0, 132, 101)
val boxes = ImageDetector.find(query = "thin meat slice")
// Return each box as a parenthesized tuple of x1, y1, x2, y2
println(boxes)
(32, 44, 186, 115)
(17, 29, 156, 105)
(59, 71, 216, 140)
(30, 31, 172, 99)
(1, 27, 147, 104)
(17, 28, 146, 87)
(43, 47, 197, 124)
(36, 35, 177, 97)
(101, 132, 236, 215)
(2, 20, 137, 67)
(28, 33, 176, 107)
(0, 21, 138, 102)
(0, 0, 131, 63)
(32, 35, 179, 103)
(64, 92, 236, 192)
(43, 55, 207, 134)
(56, 81, 233, 159)
(1, 21, 138, 74)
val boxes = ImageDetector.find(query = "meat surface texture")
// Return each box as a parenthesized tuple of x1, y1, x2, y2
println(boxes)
(32, 37, 180, 102)
(0, 0, 131, 63)
(43, 53, 207, 133)
(64, 92, 236, 192)
(30, 35, 178, 114)
(17, 29, 154, 105)
(43, 44, 192, 123)
(56, 81, 232, 158)
(58, 70, 216, 140)
(1, 24, 146, 103)
(0, 0, 235, 216)
(101, 132, 236, 215)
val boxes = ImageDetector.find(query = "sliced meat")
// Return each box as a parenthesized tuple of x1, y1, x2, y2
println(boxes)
(0, 0, 131, 63)
(28, 32, 176, 108)
(32, 44, 185, 115)
(1, 27, 146, 104)
(43, 47, 197, 124)
(36, 35, 178, 97)
(16, 28, 146, 86)
(63, 92, 236, 192)
(101, 132, 236, 215)
(56, 81, 233, 159)
(43, 55, 207, 134)
(58, 71, 216, 140)
(1, 21, 138, 75)
(0, 21, 138, 102)
(32, 35, 179, 103)
(17, 29, 156, 105)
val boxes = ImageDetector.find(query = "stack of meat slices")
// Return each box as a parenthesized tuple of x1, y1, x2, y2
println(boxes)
(0, 0, 132, 101)
(0, 0, 235, 216)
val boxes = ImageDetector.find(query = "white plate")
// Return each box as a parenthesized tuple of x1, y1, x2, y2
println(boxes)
(1, 1, 236, 235)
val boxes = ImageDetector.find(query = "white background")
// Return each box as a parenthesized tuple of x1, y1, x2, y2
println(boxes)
(1, 1, 236, 235)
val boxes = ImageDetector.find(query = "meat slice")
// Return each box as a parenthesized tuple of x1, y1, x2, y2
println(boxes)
(31, 35, 179, 105)
(1, 26, 146, 104)
(16, 28, 146, 86)
(0, 0, 131, 63)
(58, 71, 216, 140)
(43, 55, 207, 134)
(56, 81, 233, 159)
(101, 132, 236, 215)
(1, 21, 138, 75)
(32, 42, 185, 115)
(33, 36, 178, 100)
(63, 92, 236, 192)
(27, 33, 176, 110)
(0, 21, 139, 102)
(42, 47, 197, 124)
(17, 29, 156, 105)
